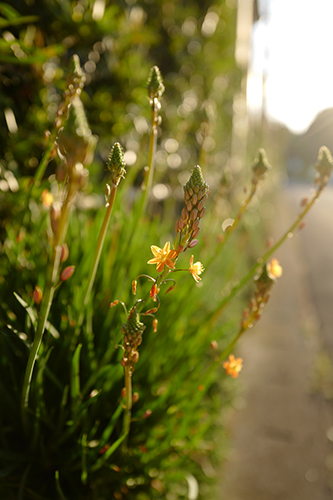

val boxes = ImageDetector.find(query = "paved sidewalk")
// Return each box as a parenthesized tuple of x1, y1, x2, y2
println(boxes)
(220, 186, 333, 500)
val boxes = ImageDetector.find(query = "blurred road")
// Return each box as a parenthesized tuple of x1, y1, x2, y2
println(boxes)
(220, 185, 333, 500)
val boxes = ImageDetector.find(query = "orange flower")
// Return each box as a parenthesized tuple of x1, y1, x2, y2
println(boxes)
(223, 354, 243, 378)
(147, 241, 177, 273)
(188, 255, 204, 282)
(267, 258, 283, 279)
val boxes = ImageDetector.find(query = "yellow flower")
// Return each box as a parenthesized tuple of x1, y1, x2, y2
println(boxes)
(189, 255, 204, 282)
(267, 258, 283, 279)
(147, 241, 177, 273)
(41, 189, 54, 208)
(223, 354, 243, 378)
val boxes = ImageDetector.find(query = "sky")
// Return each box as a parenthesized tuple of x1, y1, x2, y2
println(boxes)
(247, 0, 333, 134)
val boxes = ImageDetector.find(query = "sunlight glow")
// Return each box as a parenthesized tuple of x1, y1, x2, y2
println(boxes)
(249, 0, 333, 133)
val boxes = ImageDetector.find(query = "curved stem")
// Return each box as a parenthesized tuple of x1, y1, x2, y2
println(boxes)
(206, 185, 324, 330)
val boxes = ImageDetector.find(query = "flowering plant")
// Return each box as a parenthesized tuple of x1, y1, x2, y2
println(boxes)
(1, 55, 332, 500)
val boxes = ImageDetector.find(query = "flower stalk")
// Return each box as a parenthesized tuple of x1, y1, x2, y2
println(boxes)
(140, 66, 164, 218)
(73, 143, 126, 343)
(205, 146, 333, 331)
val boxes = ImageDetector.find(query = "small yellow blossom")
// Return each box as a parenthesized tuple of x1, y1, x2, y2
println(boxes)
(188, 255, 204, 282)
(41, 189, 54, 208)
(223, 354, 243, 378)
(147, 241, 177, 273)
(267, 258, 283, 279)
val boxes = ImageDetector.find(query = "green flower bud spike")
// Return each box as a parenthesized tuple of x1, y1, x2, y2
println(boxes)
(176, 166, 209, 251)
(147, 65, 165, 101)
(107, 142, 126, 187)
(184, 165, 209, 197)
(252, 148, 271, 184)
(315, 145, 333, 188)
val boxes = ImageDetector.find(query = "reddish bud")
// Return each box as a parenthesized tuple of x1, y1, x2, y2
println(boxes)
(142, 409, 152, 419)
(165, 285, 175, 295)
(121, 358, 128, 367)
(99, 444, 110, 455)
(50, 203, 61, 235)
(186, 200, 192, 212)
(181, 207, 189, 221)
(121, 387, 127, 398)
(60, 265, 75, 282)
(145, 307, 158, 315)
(33, 286, 43, 305)
(132, 392, 139, 403)
(110, 300, 119, 308)
(210, 340, 218, 351)
(132, 280, 137, 295)
(60, 243, 69, 262)
(150, 283, 157, 299)
(190, 209, 198, 221)
(189, 239, 198, 248)
(131, 351, 139, 363)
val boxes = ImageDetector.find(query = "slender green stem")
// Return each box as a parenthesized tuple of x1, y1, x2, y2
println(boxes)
(73, 184, 118, 345)
(123, 366, 132, 437)
(21, 181, 74, 428)
(205, 184, 257, 271)
(205, 185, 324, 330)
(140, 103, 158, 219)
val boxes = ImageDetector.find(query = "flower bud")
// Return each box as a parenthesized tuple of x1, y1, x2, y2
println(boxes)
(60, 243, 69, 262)
(107, 143, 126, 187)
(190, 209, 198, 221)
(210, 340, 218, 351)
(132, 280, 137, 295)
(131, 351, 139, 363)
(121, 387, 127, 398)
(153, 318, 158, 332)
(147, 66, 165, 100)
(142, 409, 152, 419)
(133, 392, 139, 403)
(50, 203, 61, 236)
(33, 286, 43, 305)
(60, 265, 75, 282)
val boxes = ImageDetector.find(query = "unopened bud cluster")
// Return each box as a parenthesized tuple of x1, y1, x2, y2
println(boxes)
(251, 148, 271, 188)
(107, 143, 126, 187)
(54, 54, 86, 131)
(241, 264, 276, 329)
(121, 306, 146, 371)
(147, 66, 165, 101)
(175, 165, 209, 251)
(147, 66, 164, 125)
(314, 146, 333, 189)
